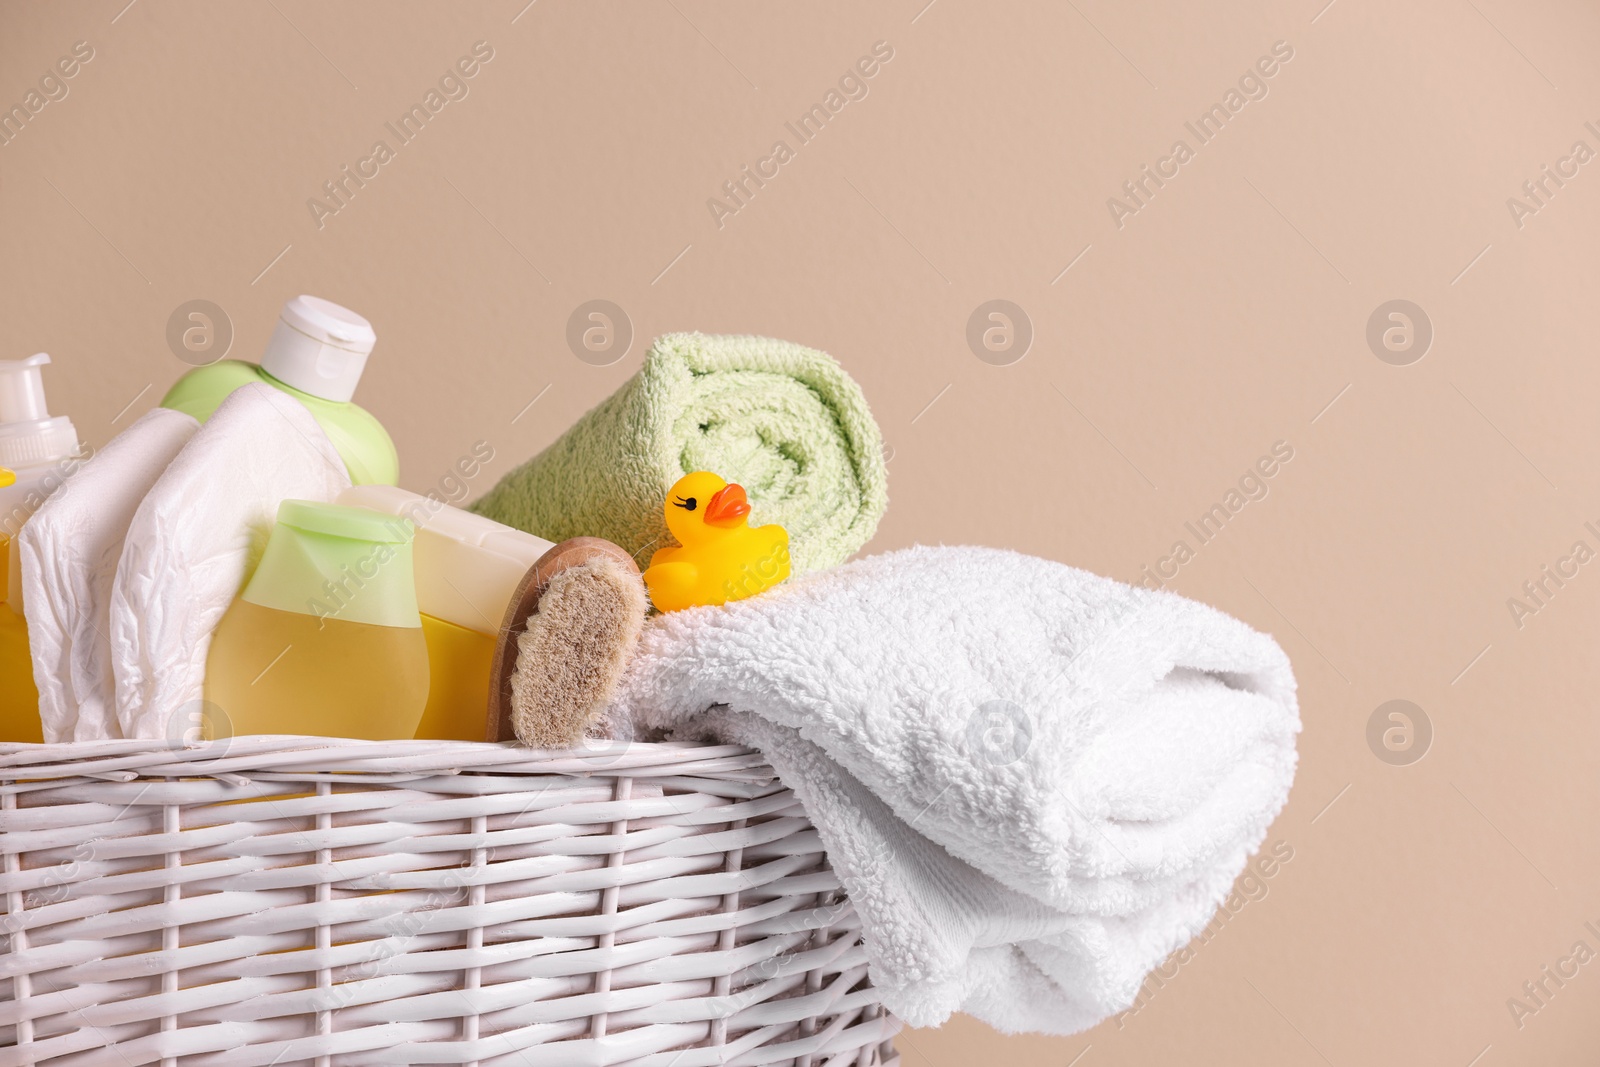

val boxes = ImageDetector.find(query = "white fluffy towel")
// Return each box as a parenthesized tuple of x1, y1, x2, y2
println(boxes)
(609, 545, 1300, 1035)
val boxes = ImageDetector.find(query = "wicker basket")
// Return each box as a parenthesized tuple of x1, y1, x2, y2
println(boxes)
(0, 738, 900, 1067)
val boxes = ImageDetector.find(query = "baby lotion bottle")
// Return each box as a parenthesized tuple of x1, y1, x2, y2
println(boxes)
(339, 484, 554, 740)
(0, 354, 83, 743)
(162, 295, 400, 485)
(204, 500, 428, 740)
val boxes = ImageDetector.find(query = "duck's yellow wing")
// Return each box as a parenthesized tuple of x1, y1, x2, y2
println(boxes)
(641, 560, 702, 613)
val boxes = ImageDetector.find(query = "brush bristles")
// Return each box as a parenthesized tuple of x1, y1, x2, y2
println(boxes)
(508, 555, 648, 748)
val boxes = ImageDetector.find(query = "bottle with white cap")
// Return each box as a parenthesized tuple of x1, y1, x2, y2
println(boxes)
(0, 353, 83, 743)
(161, 295, 399, 485)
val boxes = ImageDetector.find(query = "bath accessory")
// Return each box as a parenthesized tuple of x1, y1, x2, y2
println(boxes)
(204, 500, 427, 740)
(162, 294, 399, 484)
(608, 544, 1301, 1035)
(642, 471, 790, 612)
(0, 353, 81, 743)
(338, 485, 647, 746)
(487, 536, 648, 747)
(470, 332, 888, 574)
(338, 483, 555, 740)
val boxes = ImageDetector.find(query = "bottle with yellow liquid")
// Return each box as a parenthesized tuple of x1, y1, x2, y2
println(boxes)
(0, 354, 84, 744)
(204, 500, 429, 740)
(338, 485, 553, 740)
(0, 467, 41, 744)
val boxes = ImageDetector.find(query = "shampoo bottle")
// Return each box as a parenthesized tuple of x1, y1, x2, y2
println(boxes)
(338, 484, 554, 740)
(204, 500, 428, 740)
(163, 295, 399, 485)
(0, 354, 83, 743)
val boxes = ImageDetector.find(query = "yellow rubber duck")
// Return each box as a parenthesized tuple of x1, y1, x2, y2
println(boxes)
(642, 471, 790, 612)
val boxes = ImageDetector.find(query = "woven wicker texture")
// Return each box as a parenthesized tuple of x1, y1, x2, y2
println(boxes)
(0, 739, 901, 1067)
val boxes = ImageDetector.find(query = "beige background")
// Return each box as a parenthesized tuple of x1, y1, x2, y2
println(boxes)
(4, 0, 1599, 1062)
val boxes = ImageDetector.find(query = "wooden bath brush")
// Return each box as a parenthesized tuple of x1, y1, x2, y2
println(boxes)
(486, 537, 648, 747)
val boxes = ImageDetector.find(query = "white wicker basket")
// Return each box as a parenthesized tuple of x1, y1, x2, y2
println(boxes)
(0, 738, 900, 1067)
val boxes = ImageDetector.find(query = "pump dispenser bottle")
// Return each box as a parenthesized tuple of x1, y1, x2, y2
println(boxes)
(0, 354, 83, 743)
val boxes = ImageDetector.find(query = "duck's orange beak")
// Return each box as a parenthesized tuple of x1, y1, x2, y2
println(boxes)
(703, 483, 751, 527)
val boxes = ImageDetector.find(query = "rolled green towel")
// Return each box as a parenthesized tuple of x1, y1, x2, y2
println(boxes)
(471, 332, 888, 575)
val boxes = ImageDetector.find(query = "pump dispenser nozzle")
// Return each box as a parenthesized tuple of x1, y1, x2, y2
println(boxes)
(0, 355, 80, 470)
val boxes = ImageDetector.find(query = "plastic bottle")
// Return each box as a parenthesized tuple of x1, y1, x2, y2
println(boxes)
(204, 500, 428, 740)
(338, 485, 554, 740)
(0, 354, 83, 744)
(162, 295, 399, 485)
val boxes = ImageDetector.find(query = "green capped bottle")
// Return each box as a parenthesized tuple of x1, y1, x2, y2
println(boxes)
(204, 500, 428, 740)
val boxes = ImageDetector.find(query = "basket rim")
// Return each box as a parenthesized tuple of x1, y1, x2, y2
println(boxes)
(0, 737, 770, 784)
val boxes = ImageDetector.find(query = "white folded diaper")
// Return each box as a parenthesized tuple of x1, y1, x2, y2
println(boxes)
(18, 408, 199, 742)
(110, 383, 351, 740)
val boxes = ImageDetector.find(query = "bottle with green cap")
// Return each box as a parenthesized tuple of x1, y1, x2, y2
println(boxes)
(204, 499, 429, 740)
(162, 295, 399, 485)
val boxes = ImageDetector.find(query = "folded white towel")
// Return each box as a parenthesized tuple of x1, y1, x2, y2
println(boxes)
(18, 408, 198, 742)
(110, 384, 350, 741)
(609, 545, 1300, 1035)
